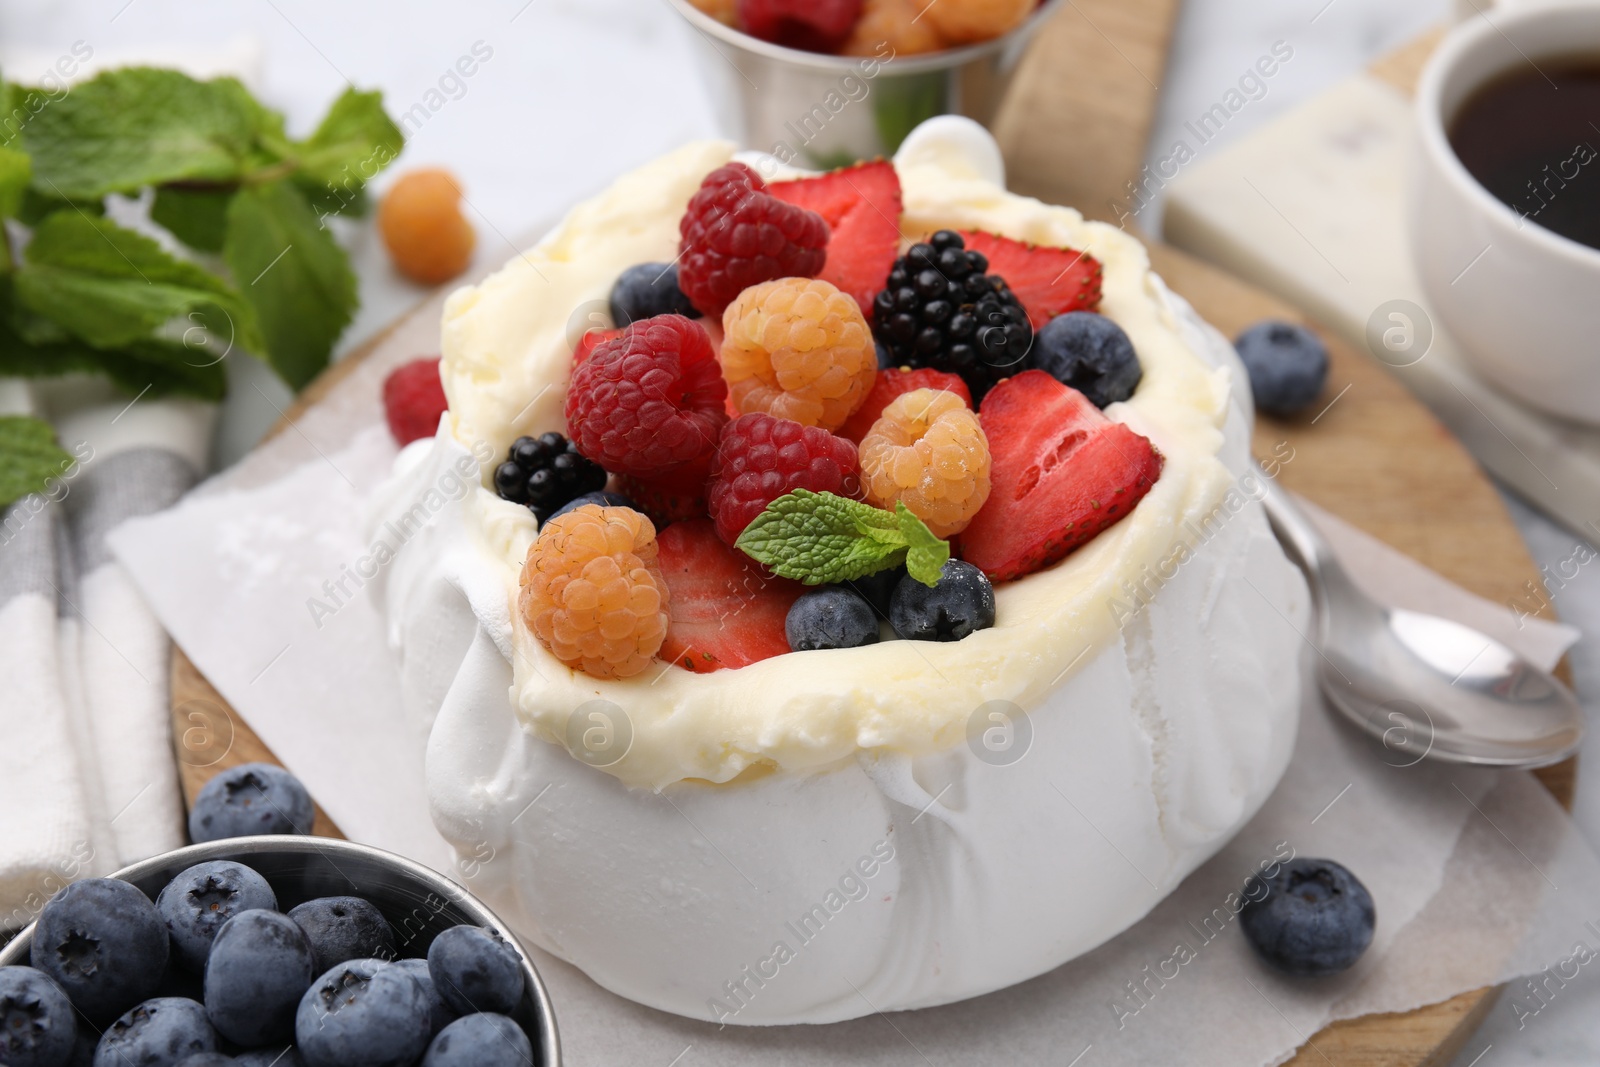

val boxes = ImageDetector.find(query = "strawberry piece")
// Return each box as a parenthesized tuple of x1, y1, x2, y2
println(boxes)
(573, 327, 623, 368)
(769, 161, 902, 318)
(957, 230, 1103, 329)
(382, 357, 447, 446)
(958, 370, 1162, 582)
(837, 366, 972, 445)
(615, 458, 713, 529)
(656, 518, 804, 672)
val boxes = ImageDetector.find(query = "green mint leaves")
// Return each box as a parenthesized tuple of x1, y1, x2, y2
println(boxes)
(735, 490, 951, 587)
(1, 67, 401, 399)
(0, 415, 75, 509)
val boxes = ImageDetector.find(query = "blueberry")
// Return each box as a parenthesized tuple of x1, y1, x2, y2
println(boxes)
(426, 927, 524, 1017)
(608, 263, 699, 327)
(287, 898, 395, 976)
(786, 587, 880, 651)
(152, 965, 205, 1003)
(68, 1028, 97, 1067)
(295, 959, 431, 1067)
(1233, 320, 1329, 417)
(204, 910, 315, 1047)
(157, 861, 278, 972)
(233, 1048, 305, 1067)
(32, 878, 170, 1024)
(0, 966, 77, 1067)
(1239, 857, 1375, 977)
(844, 564, 903, 618)
(421, 1013, 533, 1067)
(889, 560, 996, 641)
(547, 490, 635, 522)
(175, 1056, 237, 1066)
(188, 764, 314, 843)
(1028, 311, 1142, 408)
(93, 998, 218, 1067)
(393, 958, 457, 1035)
(875, 341, 895, 370)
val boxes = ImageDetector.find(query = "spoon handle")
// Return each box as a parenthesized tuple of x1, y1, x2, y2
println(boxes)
(1255, 472, 1335, 576)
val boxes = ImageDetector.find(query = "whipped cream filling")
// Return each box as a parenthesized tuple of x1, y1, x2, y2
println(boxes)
(438, 122, 1240, 789)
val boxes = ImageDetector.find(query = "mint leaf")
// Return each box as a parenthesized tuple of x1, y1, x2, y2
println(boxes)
(897, 503, 950, 587)
(15, 186, 103, 226)
(151, 185, 235, 252)
(0, 416, 74, 509)
(16, 211, 264, 355)
(0, 144, 30, 223)
(224, 180, 356, 389)
(735, 489, 952, 586)
(21, 69, 266, 198)
(294, 87, 403, 190)
(294, 177, 370, 220)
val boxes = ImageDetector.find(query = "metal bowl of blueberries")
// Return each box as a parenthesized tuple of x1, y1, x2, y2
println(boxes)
(0, 812, 559, 1066)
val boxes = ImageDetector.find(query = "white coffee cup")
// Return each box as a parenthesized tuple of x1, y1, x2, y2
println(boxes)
(1410, 2, 1600, 425)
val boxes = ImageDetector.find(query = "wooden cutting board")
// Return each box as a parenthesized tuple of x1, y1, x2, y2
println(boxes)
(169, 4, 1573, 1064)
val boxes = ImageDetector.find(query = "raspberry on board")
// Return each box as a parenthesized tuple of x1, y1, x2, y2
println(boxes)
(518, 505, 670, 679)
(708, 413, 861, 545)
(924, 0, 1032, 44)
(378, 169, 476, 286)
(678, 162, 829, 317)
(564, 314, 728, 479)
(859, 388, 991, 538)
(720, 277, 878, 432)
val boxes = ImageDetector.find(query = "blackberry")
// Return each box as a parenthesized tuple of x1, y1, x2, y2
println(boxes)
(493, 432, 608, 521)
(871, 230, 1033, 401)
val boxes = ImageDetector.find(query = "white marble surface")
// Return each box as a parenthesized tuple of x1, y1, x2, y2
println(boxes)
(3, 0, 1596, 1059)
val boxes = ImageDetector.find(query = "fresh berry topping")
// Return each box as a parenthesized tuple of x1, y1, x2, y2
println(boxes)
(549, 490, 636, 523)
(837, 366, 972, 445)
(204, 909, 315, 1047)
(957, 229, 1103, 328)
(786, 586, 880, 650)
(427, 926, 525, 1017)
(1233, 320, 1329, 417)
(573, 327, 624, 368)
(843, 0, 943, 55)
(688, 0, 737, 22)
(378, 169, 476, 286)
(421, 1012, 533, 1067)
(382, 357, 448, 446)
(655, 518, 804, 672)
(30, 879, 168, 1024)
(0, 967, 75, 1067)
(295, 959, 431, 1067)
(845, 563, 904, 617)
(156, 860, 278, 972)
(564, 315, 727, 478)
(518, 505, 669, 679)
(188, 763, 314, 843)
(889, 560, 995, 641)
(859, 388, 990, 538)
(99, 998, 220, 1066)
(609, 262, 700, 327)
(768, 160, 903, 316)
(736, 0, 863, 52)
(720, 277, 877, 430)
(1239, 858, 1375, 977)
(613, 462, 712, 530)
(958, 371, 1162, 582)
(678, 162, 828, 317)
(492, 432, 609, 522)
(708, 414, 861, 546)
(924, 0, 1032, 42)
(287, 897, 395, 978)
(871, 230, 1032, 402)
(1029, 311, 1142, 408)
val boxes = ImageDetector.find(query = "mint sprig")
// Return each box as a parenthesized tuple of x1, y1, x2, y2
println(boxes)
(735, 490, 951, 587)
(0, 415, 75, 509)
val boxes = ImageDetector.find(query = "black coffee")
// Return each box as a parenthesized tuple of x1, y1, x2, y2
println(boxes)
(1448, 57, 1600, 250)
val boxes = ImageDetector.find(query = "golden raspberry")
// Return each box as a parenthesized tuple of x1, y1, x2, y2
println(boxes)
(687, 0, 736, 23)
(924, 0, 1032, 44)
(518, 505, 669, 679)
(720, 277, 877, 432)
(378, 168, 476, 285)
(859, 388, 991, 538)
(843, 0, 944, 56)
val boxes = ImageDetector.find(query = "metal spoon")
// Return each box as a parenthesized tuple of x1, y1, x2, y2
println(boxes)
(1258, 477, 1582, 768)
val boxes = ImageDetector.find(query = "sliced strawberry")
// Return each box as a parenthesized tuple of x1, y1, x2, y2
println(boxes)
(958, 370, 1161, 582)
(615, 459, 712, 529)
(573, 327, 623, 368)
(656, 518, 804, 672)
(769, 160, 902, 317)
(837, 367, 973, 445)
(957, 230, 1103, 329)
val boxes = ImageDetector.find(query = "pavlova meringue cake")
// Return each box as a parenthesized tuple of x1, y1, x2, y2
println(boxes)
(373, 118, 1309, 1025)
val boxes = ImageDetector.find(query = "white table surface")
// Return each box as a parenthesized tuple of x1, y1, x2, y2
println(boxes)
(5, 0, 1595, 1061)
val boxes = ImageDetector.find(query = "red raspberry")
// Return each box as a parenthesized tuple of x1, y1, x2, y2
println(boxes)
(737, 0, 863, 53)
(707, 413, 860, 546)
(565, 315, 728, 479)
(677, 162, 829, 318)
(382, 357, 447, 446)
